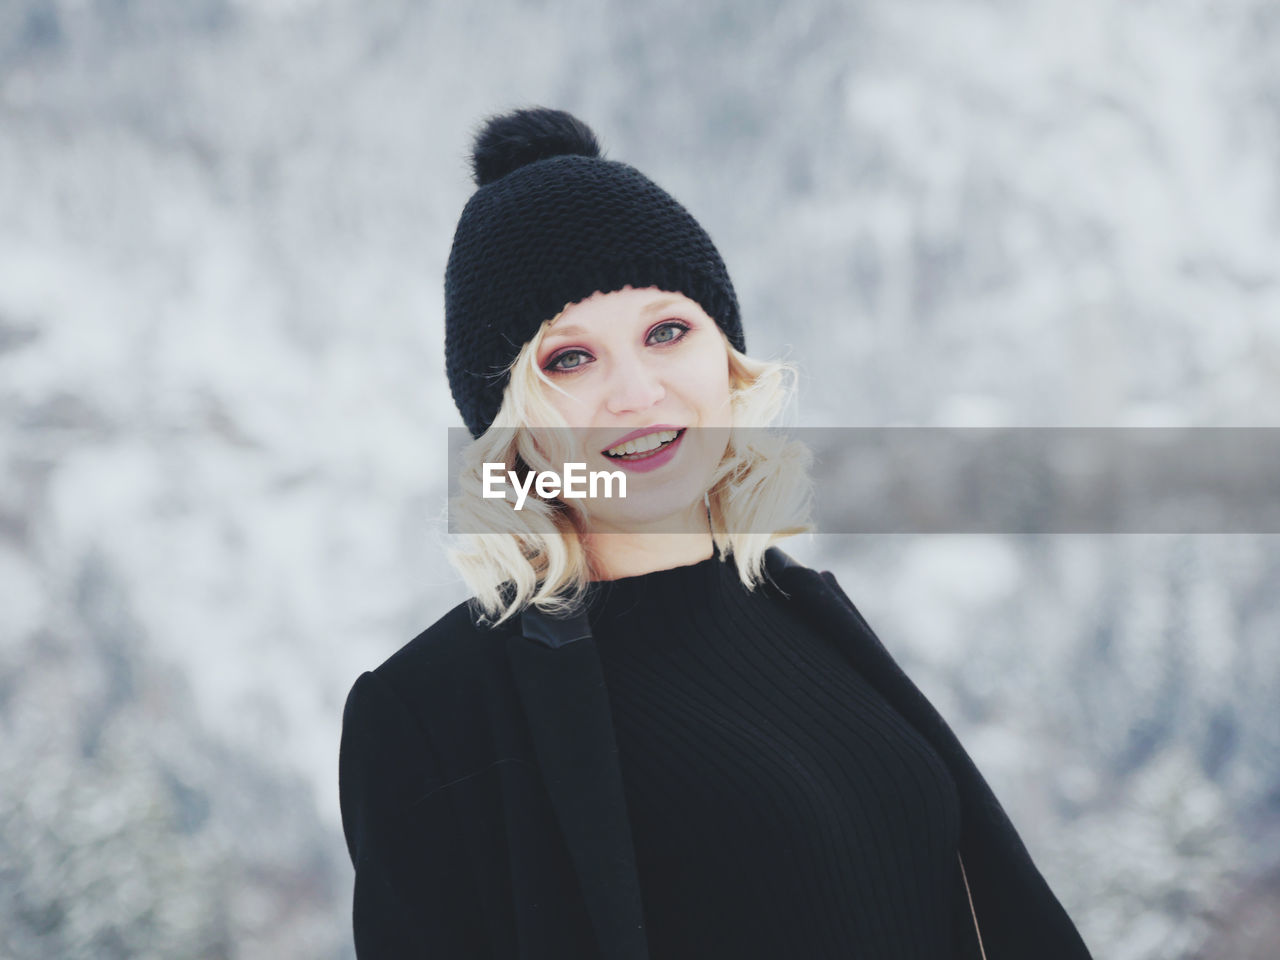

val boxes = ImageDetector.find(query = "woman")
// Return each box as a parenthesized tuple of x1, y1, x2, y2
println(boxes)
(338, 107, 1094, 960)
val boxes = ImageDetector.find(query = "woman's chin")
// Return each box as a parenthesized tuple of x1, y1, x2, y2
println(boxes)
(580, 499, 708, 536)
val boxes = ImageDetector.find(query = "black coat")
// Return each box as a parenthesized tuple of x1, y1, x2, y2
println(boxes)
(339, 548, 1095, 959)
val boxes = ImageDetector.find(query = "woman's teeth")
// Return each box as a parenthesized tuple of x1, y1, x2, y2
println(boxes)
(604, 429, 680, 458)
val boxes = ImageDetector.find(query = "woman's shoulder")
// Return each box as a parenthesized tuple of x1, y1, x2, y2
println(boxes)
(361, 596, 516, 699)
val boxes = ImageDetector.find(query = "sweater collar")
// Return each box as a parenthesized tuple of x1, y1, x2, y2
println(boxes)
(503, 547, 816, 959)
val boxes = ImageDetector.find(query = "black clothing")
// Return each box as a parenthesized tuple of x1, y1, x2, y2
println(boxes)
(338, 547, 1095, 959)
(587, 553, 964, 959)
(444, 107, 745, 437)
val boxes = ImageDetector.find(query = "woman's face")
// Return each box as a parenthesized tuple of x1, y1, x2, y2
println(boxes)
(532, 284, 732, 533)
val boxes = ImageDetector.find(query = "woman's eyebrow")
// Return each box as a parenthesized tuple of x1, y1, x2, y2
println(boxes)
(641, 296, 683, 316)
(543, 323, 585, 340)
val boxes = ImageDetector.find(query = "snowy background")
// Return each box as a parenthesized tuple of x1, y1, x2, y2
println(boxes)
(2, 0, 1279, 957)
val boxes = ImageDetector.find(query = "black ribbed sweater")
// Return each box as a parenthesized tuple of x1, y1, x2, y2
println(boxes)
(585, 552, 972, 960)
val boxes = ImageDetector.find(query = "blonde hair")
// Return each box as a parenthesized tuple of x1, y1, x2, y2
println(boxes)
(447, 312, 813, 625)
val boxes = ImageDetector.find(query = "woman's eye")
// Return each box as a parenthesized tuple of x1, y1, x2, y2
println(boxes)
(545, 349, 590, 373)
(543, 322, 688, 372)
(648, 321, 690, 345)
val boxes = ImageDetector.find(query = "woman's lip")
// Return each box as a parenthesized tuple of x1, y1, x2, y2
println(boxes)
(601, 423, 685, 452)
(600, 429, 685, 473)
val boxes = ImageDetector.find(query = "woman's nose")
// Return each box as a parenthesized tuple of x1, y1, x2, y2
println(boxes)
(604, 355, 665, 414)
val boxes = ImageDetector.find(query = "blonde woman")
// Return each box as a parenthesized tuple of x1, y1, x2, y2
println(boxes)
(338, 107, 1093, 960)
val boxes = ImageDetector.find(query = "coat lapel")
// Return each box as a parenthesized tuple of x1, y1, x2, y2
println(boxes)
(506, 607, 650, 960)
(762, 547, 1093, 959)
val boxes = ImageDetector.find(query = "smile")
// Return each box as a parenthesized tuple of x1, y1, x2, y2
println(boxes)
(602, 429, 683, 459)
(600, 428, 687, 473)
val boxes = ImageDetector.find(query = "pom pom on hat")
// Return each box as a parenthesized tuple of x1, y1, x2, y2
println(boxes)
(470, 107, 603, 187)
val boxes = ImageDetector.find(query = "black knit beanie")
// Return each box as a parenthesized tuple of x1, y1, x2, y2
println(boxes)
(444, 107, 747, 438)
